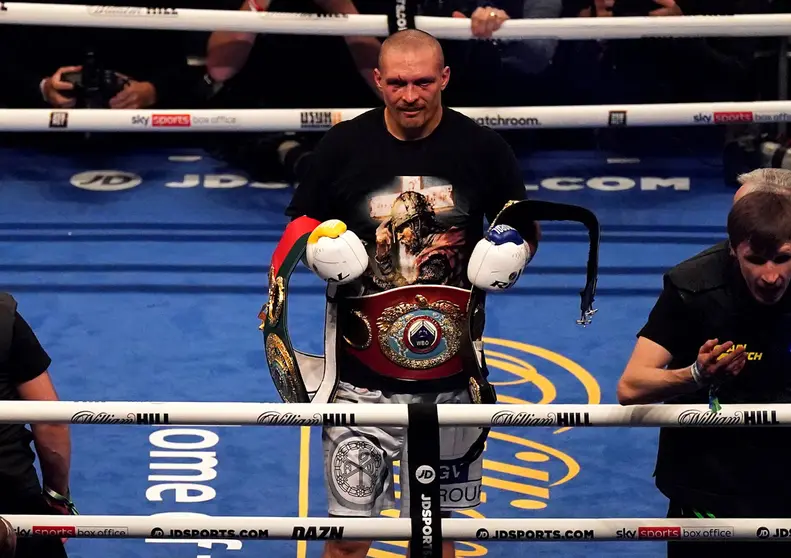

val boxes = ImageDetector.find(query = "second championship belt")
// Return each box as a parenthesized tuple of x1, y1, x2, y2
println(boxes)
(259, 216, 342, 404)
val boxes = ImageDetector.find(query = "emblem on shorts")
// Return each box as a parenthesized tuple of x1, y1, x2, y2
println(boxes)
(265, 333, 300, 402)
(329, 433, 385, 512)
(377, 295, 463, 369)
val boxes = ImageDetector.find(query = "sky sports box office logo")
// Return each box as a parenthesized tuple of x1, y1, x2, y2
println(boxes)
(617, 527, 735, 539)
(15, 526, 129, 537)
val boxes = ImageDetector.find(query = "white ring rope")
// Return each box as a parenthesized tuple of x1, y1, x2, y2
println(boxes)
(2, 514, 789, 542)
(0, 401, 787, 427)
(0, 3, 790, 40)
(3, 101, 788, 132)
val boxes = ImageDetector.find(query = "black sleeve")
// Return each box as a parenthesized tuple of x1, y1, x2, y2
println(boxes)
(482, 129, 527, 225)
(284, 124, 349, 221)
(8, 313, 52, 386)
(637, 278, 699, 358)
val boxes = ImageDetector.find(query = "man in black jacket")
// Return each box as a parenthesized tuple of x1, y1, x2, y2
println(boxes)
(0, 293, 74, 558)
(617, 185, 791, 556)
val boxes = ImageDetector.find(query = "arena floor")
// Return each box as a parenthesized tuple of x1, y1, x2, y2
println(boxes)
(0, 142, 735, 558)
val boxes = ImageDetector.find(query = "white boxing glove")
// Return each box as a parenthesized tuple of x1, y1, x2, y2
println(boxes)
(305, 219, 369, 284)
(467, 224, 530, 292)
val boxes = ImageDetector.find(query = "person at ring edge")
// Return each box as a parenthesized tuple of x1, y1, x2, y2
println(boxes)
(284, 29, 540, 558)
(616, 168, 791, 557)
(0, 293, 74, 558)
(0, 515, 16, 558)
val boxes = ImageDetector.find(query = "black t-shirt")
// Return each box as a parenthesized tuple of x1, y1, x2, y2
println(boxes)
(637, 277, 704, 369)
(0, 311, 52, 476)
(286, 106, 527, 391)
(637, 241, 791, 512)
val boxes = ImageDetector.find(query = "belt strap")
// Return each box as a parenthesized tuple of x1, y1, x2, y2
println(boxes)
(489, 199, 601, 326)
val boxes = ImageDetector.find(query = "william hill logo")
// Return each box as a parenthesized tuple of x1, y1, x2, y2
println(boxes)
(368, 337, 600, 557)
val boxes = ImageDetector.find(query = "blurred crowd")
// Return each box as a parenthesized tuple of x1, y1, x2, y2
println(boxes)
(0, 0, 788, 181)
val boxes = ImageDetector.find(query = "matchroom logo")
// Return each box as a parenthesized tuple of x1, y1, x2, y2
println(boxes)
(371, 337, 600, 557)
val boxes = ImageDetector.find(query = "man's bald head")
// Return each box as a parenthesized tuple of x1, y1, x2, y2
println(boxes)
(378, 29, 445, 72)
(734, 168, 791, 203)
(374, 29, 449, 140)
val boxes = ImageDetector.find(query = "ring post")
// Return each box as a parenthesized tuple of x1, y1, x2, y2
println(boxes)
(407, 403, 442, 557)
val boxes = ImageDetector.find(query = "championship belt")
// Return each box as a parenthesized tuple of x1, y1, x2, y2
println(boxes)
(260, 200, 601, 410)
(339, 285, 472, 381)
(259, 216, 342, 404)
(441, 198, 602, 465)
(487, 199, 601, 326)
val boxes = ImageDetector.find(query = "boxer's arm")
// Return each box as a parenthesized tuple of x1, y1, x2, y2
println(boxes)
(285, 124, 349, 222)
(483, 130, 540, 258)
(206, 0, 269, 83)
(10, 314, 71, 496)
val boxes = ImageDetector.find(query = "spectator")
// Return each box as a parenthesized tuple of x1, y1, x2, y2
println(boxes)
(202, 0, 384, 182)
(421, 0, 563, 106)
(582, 0, 760, 105)
(0, 516, 15, 558)
(206, 0, 382, 109)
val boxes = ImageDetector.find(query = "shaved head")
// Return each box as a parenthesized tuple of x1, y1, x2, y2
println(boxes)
(374, 29, 450, 140)
(378, 29, 445, 71)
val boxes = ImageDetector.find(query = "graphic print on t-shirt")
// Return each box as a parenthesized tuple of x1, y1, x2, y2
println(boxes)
(363, 175, 467, 292)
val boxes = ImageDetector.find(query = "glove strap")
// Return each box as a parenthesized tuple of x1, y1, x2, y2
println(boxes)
(44, 486, 79, 515)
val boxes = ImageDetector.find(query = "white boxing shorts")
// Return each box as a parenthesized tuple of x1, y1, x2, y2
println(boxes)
(322, 381, 484, 518)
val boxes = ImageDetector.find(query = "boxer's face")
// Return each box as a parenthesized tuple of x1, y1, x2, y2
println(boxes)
(733, 240, 791, 305)
(375, 45, 449, 138)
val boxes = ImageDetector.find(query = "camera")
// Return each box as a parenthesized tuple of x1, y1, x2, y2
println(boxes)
(60, 52, 128, 108)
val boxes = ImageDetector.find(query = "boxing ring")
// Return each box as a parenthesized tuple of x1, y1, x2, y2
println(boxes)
(3, 401, 791, 545)
(0, 3, 790, 557)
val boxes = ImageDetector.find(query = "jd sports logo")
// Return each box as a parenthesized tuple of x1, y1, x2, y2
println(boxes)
(71, 171, 142, 192)
(757, 527, 770, 539)
(415, 466, 436, 485)
(420, 493, 433, 556)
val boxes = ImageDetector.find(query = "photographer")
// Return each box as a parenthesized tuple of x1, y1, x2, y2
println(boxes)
(581, 0, 760, 105)
(0, 0, 196, 110)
